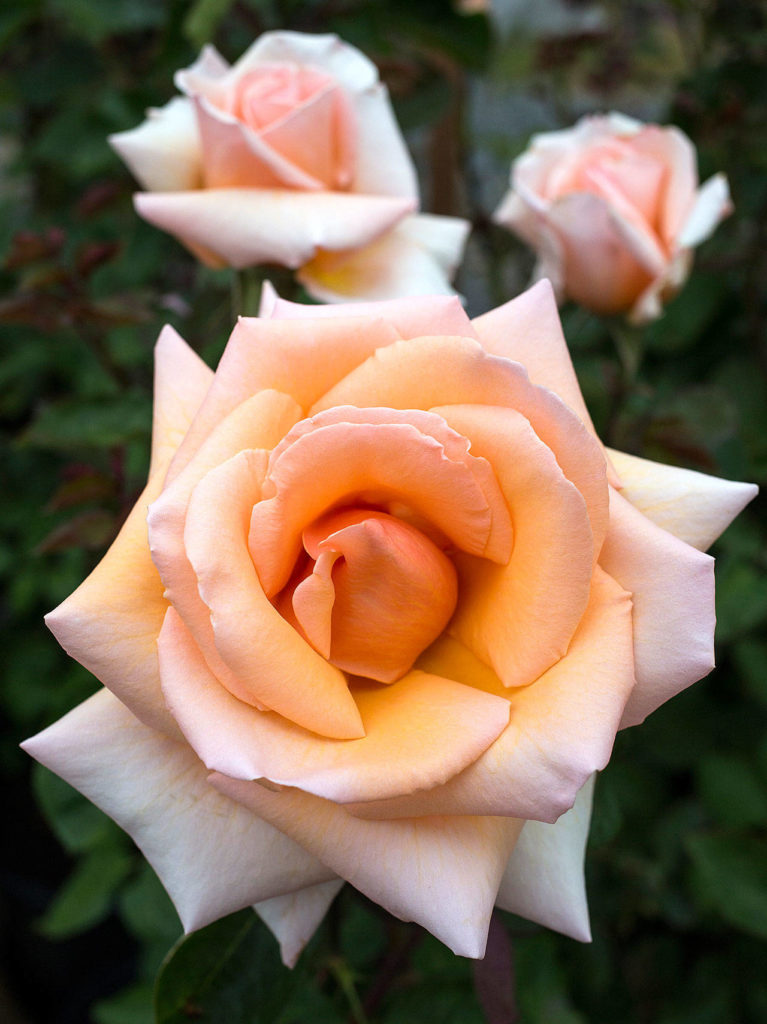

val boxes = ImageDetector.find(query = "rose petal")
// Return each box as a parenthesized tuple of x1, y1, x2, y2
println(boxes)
(209, 773, 523, 958)
(298, 213, 469, 303)
(434, 403, 596, 688)
(600, 489, 715, 728)
(46, 328, 211, 738)
(184, 450, 364, 739)
(109, 98, 202, 192)
(159, 606, 511, 803)
(608, 448, 758, 551)
(347, 567, 634, 823)
(254, 879, 344, 968)
(678, 172, 732, 249)
(21, 690, 335, 932)
(496, 773, 595, 941)
(133, 189, 415, 271)
(349, 83, 419, 198)
(226, 32, 378, 95)
(629, 124, 698, 245)
(174, 43, 230, 98)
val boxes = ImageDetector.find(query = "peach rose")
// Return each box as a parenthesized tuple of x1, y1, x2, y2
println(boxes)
(109, 31, 469, 302)
(23, 282, 755, 962)
(494, 113, 732, 321)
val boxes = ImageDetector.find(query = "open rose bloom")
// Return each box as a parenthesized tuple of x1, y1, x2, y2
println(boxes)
(494, 113, 732, 322)
(23, 283, 755, 963)
(109, 32, 469, 302)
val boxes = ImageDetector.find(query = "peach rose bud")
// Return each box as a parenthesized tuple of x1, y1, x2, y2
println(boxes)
(22, 284, 756, 964)
(108, 32, 469, 302)
(494, 112, 732, 322)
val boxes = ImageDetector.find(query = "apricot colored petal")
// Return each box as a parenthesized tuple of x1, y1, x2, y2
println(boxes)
(600, 489, 715, 728)
(471, 279, 599, 442)
(45, 329, 211, 738)
(299, 213, 469, 303)
(149, 324, 213, 476)
(608, 448, 758, 551)
(166, 315, 403, 480)
(160, 607, 510, 802)
(678, 173, 732, 249)
(436, 404, 594, 687)
(133, 189, 414, 271)
(209, 774, 523, 958)
(148, 389, 302, 697)
(254, 880, 344, 968)
(184, 451, 363, 739)
(251, 408, 511, 596)
(347, 568, 634, 822)
(21, 690, 335, 932)
(109, 98, 202, 192)
(259, 283, 474, 339)
(311, 336, 609, 560)
(630, 124, 698, 245)
(350, 83, 419, 198)
(496, 774, 594, 941)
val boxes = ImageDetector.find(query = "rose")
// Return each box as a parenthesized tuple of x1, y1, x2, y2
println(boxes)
(23, 282, 755, 962)
(109, 31, 469, 302)
(494, 113, 732, 321)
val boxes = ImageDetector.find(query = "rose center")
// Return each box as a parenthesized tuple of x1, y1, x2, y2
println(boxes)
(225, 65, 340, 132)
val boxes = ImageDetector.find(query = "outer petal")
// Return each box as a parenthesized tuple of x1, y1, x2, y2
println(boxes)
(254, 880, 344, 968)
(109, 98, 202, 192)
(159, 607, 511, 803)
(298, 214, 469, 303)
(348, 568, 634, 822)
(629, 124, 698, 245)
(21, 690, 335, 932)
(600, 489, 715, 728)
(349, 84, 419, 199)
(133, 189, 415, 270)
(496, 774, 595, 941)
(608, 448, 758, 551)
(46, 329, 211, 737)
(209, 773, 523, 958)
(678, 173, 732, 249)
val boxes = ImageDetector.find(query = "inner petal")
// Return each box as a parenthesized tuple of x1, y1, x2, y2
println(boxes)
(287, 508, 459, 683)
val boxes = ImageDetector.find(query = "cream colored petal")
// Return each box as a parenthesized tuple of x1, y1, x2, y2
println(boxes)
(496, 773, 595, 941)
(21, 689, 335, 933)
(254, 880, 344, 968)
(209, 773, 523, 958)
(109, 98, 202, 192)
(678, 173, 732, 249)
(150, 324, 213, 476)
(608, 448, 758, 551)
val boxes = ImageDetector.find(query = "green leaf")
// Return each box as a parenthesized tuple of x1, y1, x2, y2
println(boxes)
(93, 983, 155, 1024)
(183, 0, 237, 49)
(687, 834, 767, 940)
(20, 394, 151, 452)
(154, 910, 295, 1024)
(697, 753, 767, 828)
(38, 840, 135, 939)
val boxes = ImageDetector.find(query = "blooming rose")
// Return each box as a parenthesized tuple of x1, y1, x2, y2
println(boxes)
(109, 31, 469, 302)
(23, 282, 755, 963)
(494, 113, 732, 321)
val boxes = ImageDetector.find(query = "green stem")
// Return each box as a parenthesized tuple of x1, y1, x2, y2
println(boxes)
(231, 267, 266, 318)
(327, 956, 369, 1024)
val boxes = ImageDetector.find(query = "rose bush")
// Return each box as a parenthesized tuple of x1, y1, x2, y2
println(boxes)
(109, 31, 469, 302)
(23, 283, 755, 963)
(494, 113, 732, 321)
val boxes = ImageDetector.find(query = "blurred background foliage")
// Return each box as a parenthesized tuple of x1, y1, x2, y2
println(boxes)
(1, 0, 766, 1021)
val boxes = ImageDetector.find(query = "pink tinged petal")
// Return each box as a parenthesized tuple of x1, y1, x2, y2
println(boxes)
(231, 32, 378, 95)
(174, 43, 231, 98)
(109, 98, 202, 192)
(608, 448, 758, 551)
(293, 511, 459, 681)
(678, 173, 732, 249)
(259, 284, 475, 339)
(434, 403, 595, 688)
(133, 189, 415, 271)
(249, 407, 512, 596)
(600, 489, 715, 728)
(629, 248, 692, 324)
(629, 124, 698, 245)
(148, 389, 303, 701)
(348, 567, 634, 823)
(21, 690, 335, 933)
(254, 879, 344, 968)
(209, 774, 523, 958)
(349, 83, 419, 199)
(149, 325, 213, 477)
(193, 96, 327, 190)
(166, 316, 404, 482)
(159, 607, 511, 802)
(311, 337, 609, 561)
(298, 213, 470, 303)
(496, 773, 595, 941)
(184, 450, 364, 739)
(45, 328, 212, 739)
